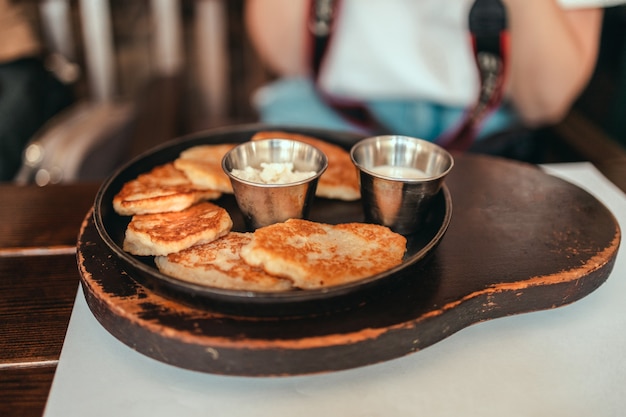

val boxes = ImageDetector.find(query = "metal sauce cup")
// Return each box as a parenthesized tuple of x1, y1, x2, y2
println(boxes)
(222, 139, 328, 230)
(350, 135, 454, 234)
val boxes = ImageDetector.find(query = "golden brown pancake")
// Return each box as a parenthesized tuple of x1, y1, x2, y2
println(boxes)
(123, 202, 233, 256)
(251, 131, 361, 201)
(173, 143, 237, 193)
(155, 232, 293, 292)
(113, 163, 221, 216)
(240, 219, 406, 289)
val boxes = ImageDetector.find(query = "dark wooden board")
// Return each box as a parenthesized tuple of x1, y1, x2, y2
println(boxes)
(78, 153, 621, 376)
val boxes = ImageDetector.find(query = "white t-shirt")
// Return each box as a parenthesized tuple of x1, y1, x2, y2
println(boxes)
(319, 0, 619, 107)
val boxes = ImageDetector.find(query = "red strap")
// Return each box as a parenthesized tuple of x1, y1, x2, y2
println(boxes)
(308, 0, 387, 132)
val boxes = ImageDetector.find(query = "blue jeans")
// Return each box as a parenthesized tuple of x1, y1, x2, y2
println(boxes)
(252, 77, 519, 142)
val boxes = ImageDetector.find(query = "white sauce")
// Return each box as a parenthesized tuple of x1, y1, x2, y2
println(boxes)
(370, 165, 430, 179)
(231, 162, 316, 184)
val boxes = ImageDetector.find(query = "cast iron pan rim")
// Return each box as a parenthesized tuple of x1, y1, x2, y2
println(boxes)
(92, 124, 453, 304)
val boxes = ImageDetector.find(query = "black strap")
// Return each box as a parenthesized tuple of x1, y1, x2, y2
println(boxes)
(439, 0, 509, 150)
(309, 0, 335, 76)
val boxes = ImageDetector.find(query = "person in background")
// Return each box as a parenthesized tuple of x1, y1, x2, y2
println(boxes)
(244, 0, 609, 155)
(0, 0, 73, 181)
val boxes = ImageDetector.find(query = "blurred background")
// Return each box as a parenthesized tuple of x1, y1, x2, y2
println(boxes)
(8, 0, 626, 188)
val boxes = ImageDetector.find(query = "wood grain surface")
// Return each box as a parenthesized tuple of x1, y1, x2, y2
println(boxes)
(0, 182, 99, 417)
(0, 182, 100, 253)
(78, 153, 621, 376)
(0, 367, 57, 417)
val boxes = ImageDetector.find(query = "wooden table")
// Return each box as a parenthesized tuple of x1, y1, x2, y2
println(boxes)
(0, 182, 100, 417)
(0, 153, 623, 415)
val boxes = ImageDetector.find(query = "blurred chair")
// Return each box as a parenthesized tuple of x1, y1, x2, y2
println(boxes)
(14, 0, 136, 185)
(14, 0, 230, 185)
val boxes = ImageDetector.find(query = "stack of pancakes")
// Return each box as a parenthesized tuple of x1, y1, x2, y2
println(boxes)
(113, 132, 406, 292)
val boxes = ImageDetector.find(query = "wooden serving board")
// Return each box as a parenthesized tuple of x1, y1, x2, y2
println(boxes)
(77, 153, 621, 376)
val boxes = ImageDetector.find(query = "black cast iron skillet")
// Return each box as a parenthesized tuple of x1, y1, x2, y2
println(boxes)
(92, 124, 452, 316)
